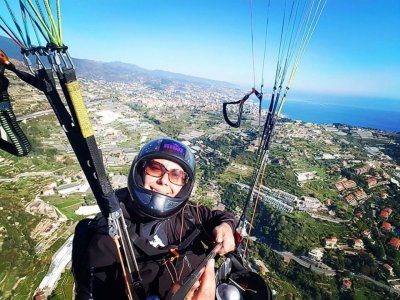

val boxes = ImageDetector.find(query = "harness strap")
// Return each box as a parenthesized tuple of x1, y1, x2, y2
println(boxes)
(129, 225, 202, 259)
(0, 71, 31, 156)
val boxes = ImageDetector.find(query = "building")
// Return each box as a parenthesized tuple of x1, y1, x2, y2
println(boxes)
(355, 164, 371, 175)
(381, 221, 392, 232)
(295, 171, 318, 182)
(75, 205, 101, 216)
(354, 189, 367, 200)
(37, 235, 73, 296)
(335, 179, 357, 191)
(383, 264, 394, 276)
(42, 186, 55, 196)
(380, 208, 393, 219)
(56, 180, 90, 195)
(344, 194, 357, 206)
(361, 230, 371, 239)
(296, 196, 325, 211)
(389, 237, 400, 250)
(380, 210, 390, 219)
(308, 248, 324, 261)
(283, 255, 291, 265)
(343, 180, 357, 189)
(352, 239, 364, 249)
(366, 177, 378, 188)
(261, 195, 294, 213)
(254, 259, 269, 274)
(324, 237, 338, 248)
(56, 183, 81, 195)
(270, 189, 298, 205)
(342, 278, 352, 290)
(335, 181, 346, 192)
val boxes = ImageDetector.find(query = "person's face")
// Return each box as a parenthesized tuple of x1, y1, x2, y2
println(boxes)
(143, 159, 185, 197)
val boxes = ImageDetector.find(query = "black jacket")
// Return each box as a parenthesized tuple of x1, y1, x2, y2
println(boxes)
(72, 187, 236, 299)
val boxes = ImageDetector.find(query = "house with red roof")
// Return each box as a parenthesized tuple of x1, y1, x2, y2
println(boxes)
(335, 179, 357, 191)
(335, 181, 345, 191)
(344, 194, 357, 206)
(343, 180, 357, 189)
(384, 208, 393, 215)
(380, 210, 389, 219)
(389, 237, 400, 250)
(324, 237, 338, 248)
(354, 189, 367, 200)
(342, 278, 352, 290)
(381, 221, 392, 232)
(366, 177, 378, 188)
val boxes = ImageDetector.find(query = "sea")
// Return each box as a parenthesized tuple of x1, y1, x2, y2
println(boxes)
(260, 94, 400, 133)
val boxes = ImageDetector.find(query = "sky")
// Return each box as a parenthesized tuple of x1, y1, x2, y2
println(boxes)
(1, 0, 400, 100)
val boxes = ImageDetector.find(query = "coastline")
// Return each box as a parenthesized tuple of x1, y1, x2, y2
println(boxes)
(260, 96, 400, 133)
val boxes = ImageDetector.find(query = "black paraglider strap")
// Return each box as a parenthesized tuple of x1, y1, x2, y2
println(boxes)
(223, 88, 261, 128)
(0, 67, 31, 156)
(7, 65, 118, 218)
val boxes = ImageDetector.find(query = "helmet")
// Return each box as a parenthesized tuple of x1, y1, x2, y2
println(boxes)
(216, 283, 242, 300)
(127, 138, 196, 220)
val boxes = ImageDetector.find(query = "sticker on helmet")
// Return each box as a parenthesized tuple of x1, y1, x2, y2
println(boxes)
(160, 141, 186, 158)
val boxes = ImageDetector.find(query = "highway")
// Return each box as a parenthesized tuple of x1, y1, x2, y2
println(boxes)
(37, 235, 74, 296)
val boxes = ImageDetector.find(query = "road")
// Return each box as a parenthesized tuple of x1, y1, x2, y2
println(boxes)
(16, 109, 54, 122)
(274, 250, 336, 276)
(355, 274, 400, 295)
(0, 171, 53, 182)
(308, 213, 350, 224)
(37, 235, 74, 296)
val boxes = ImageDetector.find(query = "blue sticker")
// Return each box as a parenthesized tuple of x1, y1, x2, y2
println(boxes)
(161, 141, 186, 158)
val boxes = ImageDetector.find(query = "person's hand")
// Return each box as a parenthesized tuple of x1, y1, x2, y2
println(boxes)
(213, 222, 235, 255)
(184, 259, 216, 300)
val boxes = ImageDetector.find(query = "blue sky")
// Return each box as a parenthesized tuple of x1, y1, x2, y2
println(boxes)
(1, 0, 399, 100)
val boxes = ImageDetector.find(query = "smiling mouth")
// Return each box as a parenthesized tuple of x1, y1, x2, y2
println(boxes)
(150, 186, 170, 196)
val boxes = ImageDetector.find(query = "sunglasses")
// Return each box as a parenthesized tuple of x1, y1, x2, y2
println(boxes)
(144, 160, 189, 186)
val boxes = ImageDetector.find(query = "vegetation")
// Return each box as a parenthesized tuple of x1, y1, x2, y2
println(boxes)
(252, 242, 394, 299)
(0, 180, 50, 299)
(253, 205, 349, 253)
(2, 72, 400, 299)
(48, 271, 74, 300)
(44, 194, 86, 221)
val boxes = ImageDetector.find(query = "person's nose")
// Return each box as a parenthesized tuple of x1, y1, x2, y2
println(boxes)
(156, 172, 170, 185)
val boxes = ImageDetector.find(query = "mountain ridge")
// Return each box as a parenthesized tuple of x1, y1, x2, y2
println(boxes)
(0, 35, 236, 88)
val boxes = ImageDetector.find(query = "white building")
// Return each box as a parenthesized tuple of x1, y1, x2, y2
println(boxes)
(295, 171, 318, 182)
(308, 248, 324, 261)
(56, 181, 90, 195)
(296, 196, 325, 211)
(75, 205, 101, 216)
